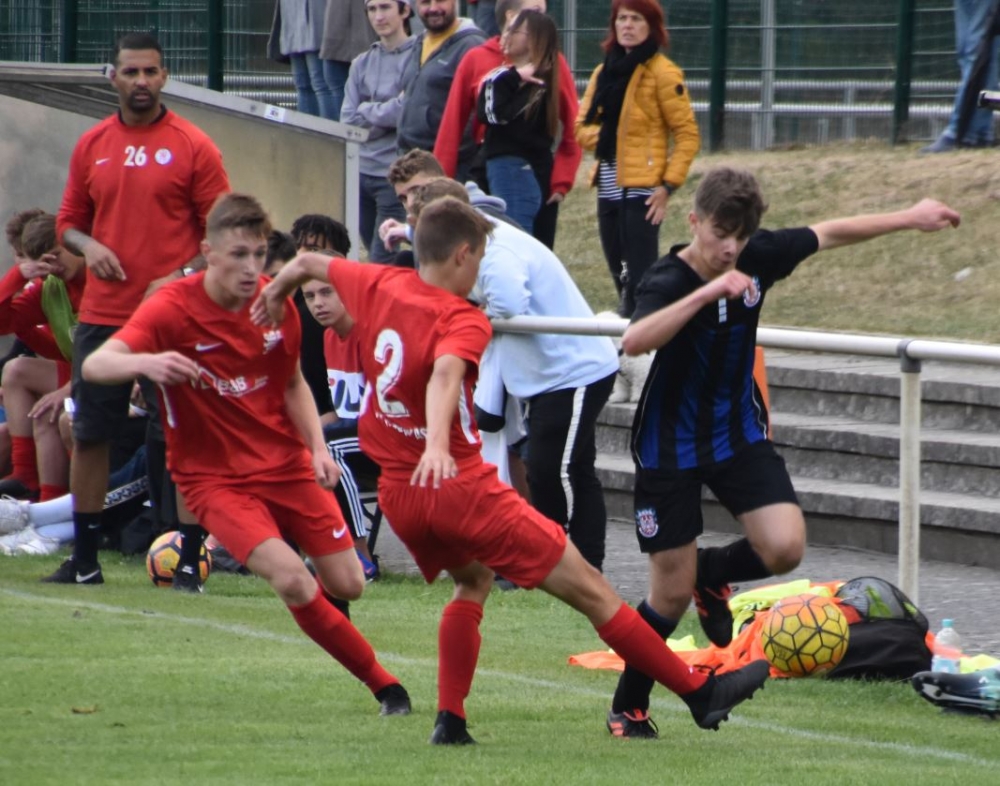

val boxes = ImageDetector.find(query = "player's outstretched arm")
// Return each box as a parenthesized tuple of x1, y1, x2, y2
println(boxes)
(82, 338, 199, 386)
(251, 252, 332, 326)
(622, 270, 756, 356)
(811, 198, 960, 252)
(284, 361, 341, 490)
(411, 354, 467, 489)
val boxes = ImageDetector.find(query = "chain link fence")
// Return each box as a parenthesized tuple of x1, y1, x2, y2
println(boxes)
(0, 0, 973, 148)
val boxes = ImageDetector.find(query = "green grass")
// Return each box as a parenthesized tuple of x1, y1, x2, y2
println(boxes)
(2, 553, 998, 785)
(556, 142, 1000, 342)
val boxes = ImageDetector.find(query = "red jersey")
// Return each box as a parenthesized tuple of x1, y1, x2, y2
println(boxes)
(57, 109, 230, 326)
(113, 274, 311, 483)
(433, 37, 582, 196)
(325, 258, 492, 480)
(324, 328, 366, 425)
(0, 267, 81, 360)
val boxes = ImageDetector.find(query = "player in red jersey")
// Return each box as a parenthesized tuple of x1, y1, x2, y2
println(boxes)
(81, 193, 411, 716)
(254, 196, 770, 745)
(48, 32, 231, 586)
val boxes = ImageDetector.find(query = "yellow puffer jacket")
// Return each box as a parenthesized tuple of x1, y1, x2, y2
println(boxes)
(575, 53, 700, 190)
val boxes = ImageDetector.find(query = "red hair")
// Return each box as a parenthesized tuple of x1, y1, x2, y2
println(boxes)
(601, 0, 669, 52)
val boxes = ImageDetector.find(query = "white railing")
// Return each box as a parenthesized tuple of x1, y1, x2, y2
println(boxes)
(491, 316, 1000, 605)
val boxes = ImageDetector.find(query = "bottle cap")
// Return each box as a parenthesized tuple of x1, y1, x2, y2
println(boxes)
(942, 619, 953, 627)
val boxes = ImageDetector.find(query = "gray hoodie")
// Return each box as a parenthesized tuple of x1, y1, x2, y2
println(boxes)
(397, 19, 485, 159)
(341, 36, 420, 176)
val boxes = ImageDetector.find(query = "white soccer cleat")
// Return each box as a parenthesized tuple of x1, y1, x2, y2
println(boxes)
(0, 524, 41, 555)
(16, 529, 62, 556)
(0, 495, 29, 535)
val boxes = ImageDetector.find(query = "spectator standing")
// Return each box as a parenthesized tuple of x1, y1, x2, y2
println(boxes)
(341, 0, 418, 262)
(477, 10, 561, 235)
(321, 0, 379, 121)
(921, 0, 1000, 153)
(435, 0, 581, 249)
(576, 0, 699, 316)
(397, 0, 486, 182)
(46, 32, 230, 585)
(469, 0, 500, 36)
(269, 0, 337, 120)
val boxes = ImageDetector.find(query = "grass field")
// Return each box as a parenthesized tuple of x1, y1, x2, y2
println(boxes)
(555, 143, 1000, 342)
(2, 553, 998, 785)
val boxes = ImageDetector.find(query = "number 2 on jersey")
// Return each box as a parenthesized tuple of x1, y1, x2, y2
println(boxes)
(374, 329, 409, 417)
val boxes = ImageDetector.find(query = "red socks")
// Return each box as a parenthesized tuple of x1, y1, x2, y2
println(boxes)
(9, 436, 38, 492)
(40, 484, 68, 502)
(596, 603, 708, 695)
(438, 599, 484, 719)
(288, 587, 397, 695)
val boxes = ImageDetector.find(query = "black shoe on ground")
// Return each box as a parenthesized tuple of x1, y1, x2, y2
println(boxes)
(0, 477, 38, 501)
(682, 660, 769, 730)
(606, 708, 659, 739)
(376, 683, 412, 716)
(171, 564, 203, 593)
(911, 669, 1000, 717)
(40, 556, 104, 585)
(429, 710, 476, 745)
(692, 578, 734, 648)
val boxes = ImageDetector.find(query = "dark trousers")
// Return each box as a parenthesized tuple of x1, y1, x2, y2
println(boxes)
(597, 195, 660, 316)
(533, 198, 559, 250)
(525, 371, 616, 571)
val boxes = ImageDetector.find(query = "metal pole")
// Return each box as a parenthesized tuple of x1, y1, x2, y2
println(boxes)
(893, 0, 916, 145)
(898, 349, 922, 605)
(564, 0, 577, 81)
(759, 0, 776, 150)
(709, 0, 729, 151)
(61, 0, 79, 64)
(207, 0, 224, 92)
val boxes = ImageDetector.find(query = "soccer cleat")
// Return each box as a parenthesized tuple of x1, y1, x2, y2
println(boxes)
(606, 708, 659, 739)
(171, 563, 204, 593)
(15, 530, 62, 556)
(911, 668, 1000, 717)
(0, 495, 30, 535)
(376, 683, 412, 716)
(429, 710, 476, 745)
(357, 550, 380, 582)
(693, 579, 734, 648)
(0, 524, 40, 555)
(682, 660, 770, 730)
(40, 556, 104, 585)
(0, 478, 38, 502)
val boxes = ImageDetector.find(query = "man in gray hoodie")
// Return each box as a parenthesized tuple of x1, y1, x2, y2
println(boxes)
(397, 0, 485, 182)
(341, 0, 420, 263)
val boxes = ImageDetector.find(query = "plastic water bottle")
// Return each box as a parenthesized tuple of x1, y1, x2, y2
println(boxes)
(930, 619, 962, 674)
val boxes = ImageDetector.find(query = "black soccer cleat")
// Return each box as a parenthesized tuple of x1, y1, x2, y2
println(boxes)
(429, 710, 476, 745)
(171, 564, 204, 594)
(376, 683, 412, 716)
(692, 579, 734, 648)
(682, 660, 770, 730)
(911, 669, 1000, 717)
(606, 708, 659, 739)
(40, 556, 104, 585)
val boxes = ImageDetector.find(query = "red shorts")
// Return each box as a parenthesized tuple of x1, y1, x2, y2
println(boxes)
(180, 476, 354, 566)
(378, 462, 567, 588)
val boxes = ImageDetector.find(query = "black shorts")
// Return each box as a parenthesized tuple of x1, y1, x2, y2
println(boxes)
(72, 323, 134, 444)
(325, 425, 380, 541)
(633, 440, 799, 554)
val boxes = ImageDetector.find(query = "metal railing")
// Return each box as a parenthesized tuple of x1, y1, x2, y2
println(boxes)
(491, 316, 1000, 606)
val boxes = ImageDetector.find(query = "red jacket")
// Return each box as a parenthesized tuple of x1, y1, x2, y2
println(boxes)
(433, 37, 582, 197)
(0, 266, 85, 360)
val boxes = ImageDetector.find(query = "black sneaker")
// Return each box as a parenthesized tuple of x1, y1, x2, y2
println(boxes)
(0, 477, 38, 501)
(682, 660, 769, 730)
(376, 683, 412, 716)
(693, 579, 734, 647)
(606, 709, 659, 739)
(171, 564, 203, 594)
(40, 556, 104, 585)
(912, 669, 1000, 717)
(429, 710, 476, 745)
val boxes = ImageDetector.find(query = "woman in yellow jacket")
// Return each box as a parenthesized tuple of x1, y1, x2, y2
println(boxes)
(575, 0, 700, 315)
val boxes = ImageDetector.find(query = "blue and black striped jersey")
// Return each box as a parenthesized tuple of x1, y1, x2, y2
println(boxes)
(630, 227, 819, 471)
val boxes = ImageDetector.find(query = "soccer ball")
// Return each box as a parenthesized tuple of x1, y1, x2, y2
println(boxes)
(760, 593, 850, 676)
(146, 531, 212, 588)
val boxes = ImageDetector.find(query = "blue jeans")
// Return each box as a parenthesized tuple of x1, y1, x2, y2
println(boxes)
(487, 156, 542, 235)
(944, 0, 1000, 144)
(290, 51, 337, 120)
(360, 173, 408, 264)
(322, 59, 351, 122)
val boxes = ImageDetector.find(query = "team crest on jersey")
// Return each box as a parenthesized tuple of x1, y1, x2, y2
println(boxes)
(636, 507, 659, 538)
(262, 328, 284, 353)
(154, 148, 173, 165)
(742, 275, 762, 308)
